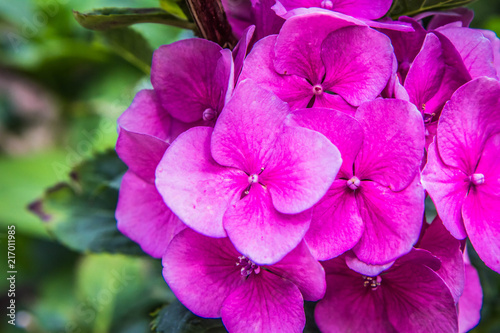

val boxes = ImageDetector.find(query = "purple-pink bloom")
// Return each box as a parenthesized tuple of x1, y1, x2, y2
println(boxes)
(422, 77, 500, 273)
(115, 90, 186, 258)
(151, 38, 234, 124)
(315, 249, 458, 333)
(288, 99, 425, 264)
(240, 13, 394, 112)
(162, 228, 325, 333)
(458, 247, 483, 333)
(156, 80, 341, 264)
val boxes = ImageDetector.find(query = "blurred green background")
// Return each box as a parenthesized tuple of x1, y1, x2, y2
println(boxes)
(0, 0, 499, 332)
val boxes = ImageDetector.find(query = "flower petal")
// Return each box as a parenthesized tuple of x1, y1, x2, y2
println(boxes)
(458, 250, 483, 333)
(116, 171, 185, 258)
(116, 90, 170, 182)
(223, 185, 311, 265)
(354, 98, 424, 192)
(156, 127, 247, 237)
(162, 229, 244, 318)
(305, 180, 364, 260)
(422, 141, 469, 239)
(321, 26, 394, 106)
(353, 175, 424, 265)
(211, 80, 290, 172)
(268, 241, 325, 301)
(221, 271, 305, 333)
(263, 125, 340, 214)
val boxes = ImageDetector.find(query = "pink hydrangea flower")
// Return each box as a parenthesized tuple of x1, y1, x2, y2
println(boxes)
(287, 99, 425, 264)
(163, 228, 325, 333)
(422, 77, 500, 273)
(156, 80, 341, 264)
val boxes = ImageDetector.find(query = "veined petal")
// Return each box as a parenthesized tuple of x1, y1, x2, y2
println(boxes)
(156, 127, 247, 237)
(354, 99, 424, 192)
(437, 77, 500, 172)
(211, 80, 290, 172)
(239, 36, 315, 110)
(116, 90, 170, 182)
(305, 180, 364, 260)
(268, 241, 326, 301)
(458, 250, 483, 333)
(116, 171, 185, 258)
(286, 108, 363, 179)
(263, 125, 340, 214)
(162, 229, 244, 318)
(321, 26, 393, 106)
(151, 39, 228, 123)
(353, 176, 424, 265)
(223, 184, 311, 265)
(221, 271, 305, 333)
(233, 25, 256, 83)
(422, 141, 469, 239)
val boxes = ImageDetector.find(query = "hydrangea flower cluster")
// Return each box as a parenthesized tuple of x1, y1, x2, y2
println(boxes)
(115, 1, 499, 332)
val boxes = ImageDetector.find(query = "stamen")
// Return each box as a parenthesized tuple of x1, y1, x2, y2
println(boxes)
(320, 0, 334, 9)
(470, 173, 485, 186)
(202, 108, 217, 121)
(236, 256, 260, 276)
(347, 176, 361, 190)
(363, 275, 382, 290)
(248, 174, 259, 184)
(312, 84, 324, 96)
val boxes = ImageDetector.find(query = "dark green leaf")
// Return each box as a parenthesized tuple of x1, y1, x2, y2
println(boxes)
(100, 27, 154, 75)
(152, 300, 226, 333)
(73, 7, 195, 31)
(388, 0, 477, 19)
(159, 0, 190, 20)
(29, 150, 145, 256)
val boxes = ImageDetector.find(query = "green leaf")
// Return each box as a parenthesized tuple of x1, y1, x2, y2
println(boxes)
(30, 150, 145, 256)
(159, 0, 189, 20)
(152, 300, 226, 333)
(388, 0, 477, 19)
(100, 27, 154, 75)
(73, 7, 195, 31)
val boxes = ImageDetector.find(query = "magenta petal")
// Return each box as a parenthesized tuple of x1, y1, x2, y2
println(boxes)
(458, 250, 483, 333)
(268, 241, 326, 301)
(383, 261, 458, 333)
(211, 80, 290, 172)
(353, 176, 424, 264)
(239, 36, 315, 110)
(287, 108, 362, 178)
(116, 171, 185, 258)
(151, 39, 228, 123)
(305, 180, 364, 260)
(264, 125, 340, 214)
(345, 253, 394, 276)
(355, 99, 424, 192)
(223, 185, 311, 265)
(315, 257, 392, 333)
(422, 142, 469, 239)
(221, 271, 305, 333)
(437, 26, 497, 79)
(273, 12, 365, 81)
(437, 77, 500, 172)
(233, 25, 255, 82)
(321, 26, 393, 106)
(162, 229, 244, 318)
(116, 90, 170, 182)
(418, 216, 465, 302)
(156, 127, 247, 237)
(313, 93, 357, 115)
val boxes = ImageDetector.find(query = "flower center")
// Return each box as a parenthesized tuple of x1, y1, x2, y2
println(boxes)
(347, 176, 361, 190)
(363, 275, 382, 290)
(202, 108, 217, 121)
(470, 173, 485, 186)
(320, 0, 334, 9)
(312, 84, 324, 95)
(236, 256, 260, 276)
(248, 174, 259, 184)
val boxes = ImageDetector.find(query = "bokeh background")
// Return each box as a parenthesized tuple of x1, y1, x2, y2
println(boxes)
(0, 1, 499, 332)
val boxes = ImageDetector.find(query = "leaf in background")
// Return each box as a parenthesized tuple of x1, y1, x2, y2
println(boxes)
(98, 27, 154, 75)
(151, 300, 226, 333)
(159, 0, 189, 20)
(73, 7, 195, 31)
(388, 0, 476, 19)
(29, 150, 145, 256)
